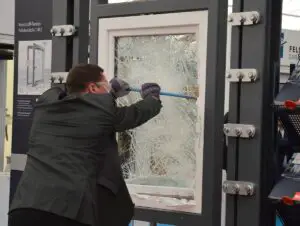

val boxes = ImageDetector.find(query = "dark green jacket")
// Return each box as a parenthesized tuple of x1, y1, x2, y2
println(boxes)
(9, 88, 162, 226)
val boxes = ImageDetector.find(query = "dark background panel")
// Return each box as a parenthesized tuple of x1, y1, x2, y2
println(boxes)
(15, 0, 53, 41)
(226, 1, 243, 226)
(236, 1, 282, 226)
(13, 0, 53, 99)
(11, 117, 34, 155)
(13, 95, 37, 119)
(12, 0, 53, 155)
(10, 0, 53, 205)
(9, 170, 23, 204)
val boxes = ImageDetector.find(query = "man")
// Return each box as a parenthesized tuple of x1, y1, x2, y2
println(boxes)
(9, 64, 162, 226)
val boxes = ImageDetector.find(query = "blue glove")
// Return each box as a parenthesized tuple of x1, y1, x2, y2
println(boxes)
(140, 83, 161, 99)
(110, 78, 130, 98)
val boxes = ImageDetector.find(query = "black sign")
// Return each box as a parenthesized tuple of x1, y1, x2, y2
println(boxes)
(10, 0, 53, 203)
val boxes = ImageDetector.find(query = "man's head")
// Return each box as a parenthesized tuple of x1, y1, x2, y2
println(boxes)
(66, 63, 110, 94)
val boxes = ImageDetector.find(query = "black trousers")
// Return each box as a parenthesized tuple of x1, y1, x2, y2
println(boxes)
(8, 208, 88, 226)
(9, 183, 134, 226)
(97, 181, 135, 226)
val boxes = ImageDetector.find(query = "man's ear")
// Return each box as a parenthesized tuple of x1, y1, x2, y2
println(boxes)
(86, 84, 95, 93)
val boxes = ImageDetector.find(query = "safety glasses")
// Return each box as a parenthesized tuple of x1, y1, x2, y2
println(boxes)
(94, 81, 112, 93)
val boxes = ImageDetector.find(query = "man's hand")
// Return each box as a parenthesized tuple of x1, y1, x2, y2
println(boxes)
(110, 78, 130, 98)
(140, 83, 161, 100)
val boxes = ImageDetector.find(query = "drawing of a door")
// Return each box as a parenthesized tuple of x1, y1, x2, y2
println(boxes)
(33, 43, 45, 86)
(26, 43, 45, 86)
(26, 46, 34, 85)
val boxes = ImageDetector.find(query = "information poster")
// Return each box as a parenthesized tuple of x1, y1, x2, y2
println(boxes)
(10, 0, 53, 203)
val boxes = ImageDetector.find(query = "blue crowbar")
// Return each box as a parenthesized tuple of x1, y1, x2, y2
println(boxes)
(128, 87, 197, 100)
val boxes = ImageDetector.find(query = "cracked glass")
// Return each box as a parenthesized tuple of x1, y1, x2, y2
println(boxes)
(114, 34, 201, 213)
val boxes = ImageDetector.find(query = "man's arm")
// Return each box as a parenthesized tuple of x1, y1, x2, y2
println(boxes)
(113, 96, 162, 132)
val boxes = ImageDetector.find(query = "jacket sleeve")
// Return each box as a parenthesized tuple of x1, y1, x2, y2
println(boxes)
(113, 96, 162, 132)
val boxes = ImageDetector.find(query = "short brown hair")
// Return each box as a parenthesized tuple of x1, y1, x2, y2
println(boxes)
(66, 63, 104, 93)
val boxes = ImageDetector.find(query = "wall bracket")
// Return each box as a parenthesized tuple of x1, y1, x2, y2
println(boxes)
(50, 72, 68, 84)
(224, 123, 256, 138)
(228, 11, 261, 26)
(50, 25, 77, 36)
(223, 180, 256, 196)
(226, 69, 259, 83)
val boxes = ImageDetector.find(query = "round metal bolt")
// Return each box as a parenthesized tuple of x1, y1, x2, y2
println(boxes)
(235, 128, 242, 136)
(245, 185, 253, 195)
(60, 28, 65, 35)
(250, 14, 258, 23)
(50, 28, 57, 35)
(69, 27, 73, 33)
(236, 72, 244, 80)
(240, 16, 246, 23)
(223, 127, 230, 134)
(234, 184, 240, 194)
(228, 16, 233, 22)
(222, 183, 228, 192)
(58, 76, 64, 83)
(226, 73, 232, 78)
(50, 76, 56, 83)
(248, 72, 256, 80)
(247, 128, 255, 137)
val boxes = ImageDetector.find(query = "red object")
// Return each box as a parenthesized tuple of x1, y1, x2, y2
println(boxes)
(281, 193, 300, 206)
(282, 196, 295, 206)
(284, 100, 297, 110)
(293, 192, 300, 201)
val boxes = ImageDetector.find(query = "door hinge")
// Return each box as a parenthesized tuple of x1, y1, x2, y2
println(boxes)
(223, 180, 256, 196)
(226, 69, 259, 83)
(223, 123, 256, 138)
(228, 11, 260, 26)
(50, 25, 77, 37)
(50, 72, 68, 84)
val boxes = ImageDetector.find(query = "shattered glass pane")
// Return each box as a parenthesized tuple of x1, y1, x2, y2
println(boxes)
(115, 34, 201, 212)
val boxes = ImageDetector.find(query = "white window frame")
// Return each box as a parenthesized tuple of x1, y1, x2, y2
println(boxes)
(98, 11, 208, 213)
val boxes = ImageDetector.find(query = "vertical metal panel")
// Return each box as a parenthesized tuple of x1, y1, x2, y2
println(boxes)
(91, 0, 209, 18)
(72, 0, 90, 65)
(225, 0, 243, 226)
(90, 0, 108, 64)
(272, 3, 282, 98)
(237, 0, 282, 226)
(52, 0, 73, 72)
(201, 1, 228, 226)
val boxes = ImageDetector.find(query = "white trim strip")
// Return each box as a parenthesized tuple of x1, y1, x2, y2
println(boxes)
(127, 184, 194, 199)
(133, 221, 150, 226)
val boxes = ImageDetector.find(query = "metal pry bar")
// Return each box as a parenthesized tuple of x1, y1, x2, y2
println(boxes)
(128, 87, 197, 100)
